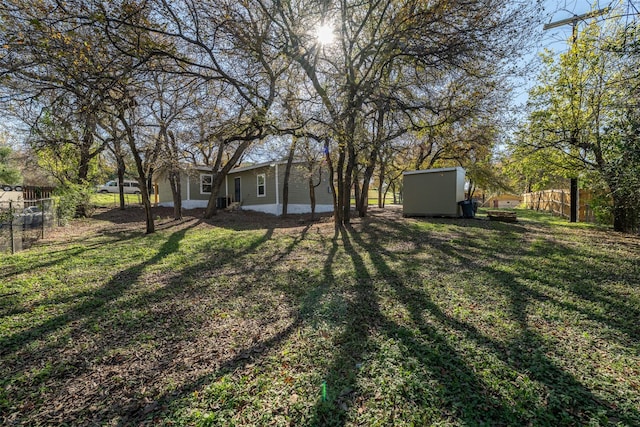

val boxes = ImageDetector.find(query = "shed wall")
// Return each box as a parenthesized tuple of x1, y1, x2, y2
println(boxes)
(403, 168, 465, 217)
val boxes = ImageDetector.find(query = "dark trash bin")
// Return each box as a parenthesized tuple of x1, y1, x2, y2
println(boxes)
(216, 197, 229, 209)
(472, 199, 479, 214)
(458, 200, 475, 218)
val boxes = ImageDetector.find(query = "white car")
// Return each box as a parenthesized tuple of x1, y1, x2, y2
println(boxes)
(1, 184, 23, 192)
(17, 206, 52, 227)
(96, 180, 141, 194)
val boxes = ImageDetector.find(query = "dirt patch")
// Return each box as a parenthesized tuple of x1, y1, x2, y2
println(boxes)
(44, 205, 340, 241)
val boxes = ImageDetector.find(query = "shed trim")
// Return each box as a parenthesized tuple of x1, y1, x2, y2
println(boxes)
(403, 167, 463, 176)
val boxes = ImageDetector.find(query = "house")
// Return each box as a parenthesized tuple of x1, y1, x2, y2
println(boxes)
(402, 167, 466, 217)
(155, 161, 334, 216)
(483, 193, 522, 209)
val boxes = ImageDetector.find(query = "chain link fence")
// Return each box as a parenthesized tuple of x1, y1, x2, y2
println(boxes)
(0, 199, 58, 254)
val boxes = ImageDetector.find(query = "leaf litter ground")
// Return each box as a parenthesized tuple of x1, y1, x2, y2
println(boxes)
(1, 206, 639, 426)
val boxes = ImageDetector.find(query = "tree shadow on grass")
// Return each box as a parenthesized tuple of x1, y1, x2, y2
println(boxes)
(355, 214, 639, 425)
(2, 215, 330, 424)
(429, 220, 640, 347)
(4, 208, 638, 425)
(138, 211, 637, 426)
(0, 220, 227, 424)
(112, 226, 337, 424)
(0, 213, 205, 287)
(317, 224, 524, 426)
(0, 222, 200, 356)
(400, 210, 640, 345)
(0, 233, 140, 283)
(91, 205, 334, 232)
(304, 226, 382, 426)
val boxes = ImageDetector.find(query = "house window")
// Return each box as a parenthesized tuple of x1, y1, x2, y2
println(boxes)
(201, 174, 212, 194)
(257, 173, 266, 197)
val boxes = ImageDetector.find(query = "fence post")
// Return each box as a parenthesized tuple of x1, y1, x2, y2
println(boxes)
(40, 199, 45, 239)
(9, 201, 14, 255)
(570, 178, 578, 223)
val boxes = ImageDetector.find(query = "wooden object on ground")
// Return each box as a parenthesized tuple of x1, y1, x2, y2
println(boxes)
(487, 210, 517, 223)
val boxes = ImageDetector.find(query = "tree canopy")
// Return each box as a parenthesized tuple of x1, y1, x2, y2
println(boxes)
(510, 10, 640, 232)
(1, 0, 544, 229)
(0, 144, 21, 185)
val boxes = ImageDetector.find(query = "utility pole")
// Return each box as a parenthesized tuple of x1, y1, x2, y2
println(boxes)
(543, 8, 609, 223)
(543, 8, 610, 31)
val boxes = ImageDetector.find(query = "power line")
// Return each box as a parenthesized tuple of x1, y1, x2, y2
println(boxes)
(543, 7, 611, 30)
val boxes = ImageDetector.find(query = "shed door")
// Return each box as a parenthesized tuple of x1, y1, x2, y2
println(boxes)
(234, 177, 241, 203)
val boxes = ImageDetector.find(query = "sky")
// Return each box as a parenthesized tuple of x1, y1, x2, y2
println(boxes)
(513, 0, 626, 107)
(542, 0, 616, 50)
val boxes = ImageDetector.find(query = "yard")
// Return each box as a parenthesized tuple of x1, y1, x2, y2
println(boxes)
(0, 206, 638, 426)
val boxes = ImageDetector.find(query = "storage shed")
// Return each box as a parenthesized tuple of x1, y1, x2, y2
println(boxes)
(403, 167, 466, 217)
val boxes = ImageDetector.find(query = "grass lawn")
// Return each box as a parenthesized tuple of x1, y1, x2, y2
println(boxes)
(92, 192, 144, 208)
(1, 206, 639, 426)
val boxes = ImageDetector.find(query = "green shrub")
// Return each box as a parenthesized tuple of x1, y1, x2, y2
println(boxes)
(53, 182, 95, 223)
(588, 190, 614, 226)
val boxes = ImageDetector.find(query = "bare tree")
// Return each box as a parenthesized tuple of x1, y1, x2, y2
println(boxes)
(98, 0, 287, 218)
(0, 1, 153, 216)
(256, 0, 540, 227)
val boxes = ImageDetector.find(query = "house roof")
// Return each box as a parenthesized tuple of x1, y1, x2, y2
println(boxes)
(192, 160, 305, 174)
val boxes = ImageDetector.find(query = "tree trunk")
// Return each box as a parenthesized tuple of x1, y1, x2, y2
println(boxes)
(353, 169, 362, 216)
(359, 148, 378, 217)
(282, 137, 297, 216)
(342, 142, 356, 224)
(204, 138, 253, 218)
(116, 151, 126, 210)
(310, 161, 325, 221)
(147, 168, 155, 202)
(610, 186, 633, 232)
(168, 170, 182, 220)
(377, 159, 385, 209)
(382, 183, 392, 207)
(335, 145, 346, 226)
(117, 170, 126, 210)
(139, 177, 155, 234)
(392, 182, 397, 204)
(203, 172, 225, 218)
(308, 175, 317, 220)
(119, 111, 155, 234)
(324, 139, 338, 222)
(612, 203, 627, 232)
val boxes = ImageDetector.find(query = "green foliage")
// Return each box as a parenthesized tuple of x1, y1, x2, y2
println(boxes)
(0, 145, 21, 184)
(33, 115, 102, 185)
(53, 182, 95, 222)
(590, 192, 614, 225)
(510, 15, 640, 232)
(505, 127, 581, 193)
(600, 106, 640, 231)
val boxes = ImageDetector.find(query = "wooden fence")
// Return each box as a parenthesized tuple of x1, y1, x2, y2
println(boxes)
(22, 186, 55, 200)
(522, 189, 596, 223)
